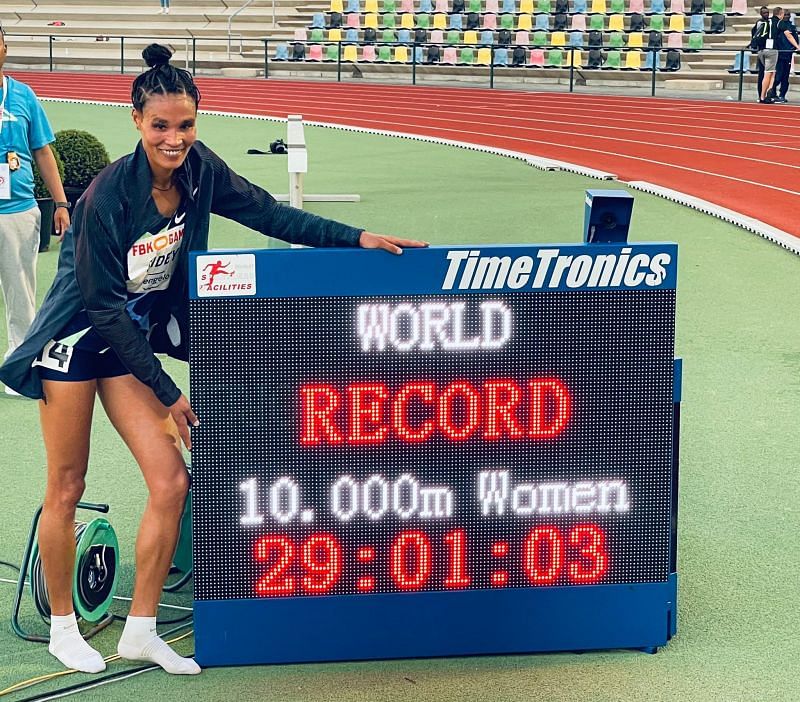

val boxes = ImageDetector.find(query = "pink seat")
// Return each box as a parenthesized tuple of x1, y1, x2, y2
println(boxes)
(400, 0, 414, 10)
(730, 0, 746, 13)
(485, 0, 500, 10)
(668, 0, 684, 12)
(667, 31, 683, 48)
(515, 30, 530, 44)
(435, 0, 449, 10)
(627, 0, 644, 11)
(443, 46, 458, 63)
(529, 48, 545, 65)
(570, 13, 586, 30)
(346, 12, 361, 28)
(430, 29, 445, 42)
(308, 44, 324, 60)
(483, 13, 497, 29)
(362, 45, 376, 60)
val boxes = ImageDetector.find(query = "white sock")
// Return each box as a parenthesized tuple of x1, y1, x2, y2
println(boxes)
(117, 616, 200, 675)
(48, 612, 106, 673)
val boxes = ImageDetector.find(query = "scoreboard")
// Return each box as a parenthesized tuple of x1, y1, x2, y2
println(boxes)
(188, 242, 679, 666)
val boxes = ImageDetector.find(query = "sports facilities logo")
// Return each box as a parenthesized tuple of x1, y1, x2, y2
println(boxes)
(197, 253, 256, 297)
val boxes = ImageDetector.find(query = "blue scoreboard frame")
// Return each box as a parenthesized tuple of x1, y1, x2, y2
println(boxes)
(188, 240, 680, 667)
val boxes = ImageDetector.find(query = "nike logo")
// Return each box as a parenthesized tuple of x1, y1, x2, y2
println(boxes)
(174, 211, 186, 224)
(192, 187, 199, 196)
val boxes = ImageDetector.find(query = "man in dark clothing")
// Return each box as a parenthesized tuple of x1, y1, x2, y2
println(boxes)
(758, 7, 786, 103)
(750, 6, 770, 100)
(773, 10, 799, 102)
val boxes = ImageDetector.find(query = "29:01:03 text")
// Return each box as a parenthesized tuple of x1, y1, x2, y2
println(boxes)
(252, 525, 609, 596)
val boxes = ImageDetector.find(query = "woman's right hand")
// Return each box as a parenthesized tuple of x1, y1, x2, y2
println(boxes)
(169, 394, 199, 450)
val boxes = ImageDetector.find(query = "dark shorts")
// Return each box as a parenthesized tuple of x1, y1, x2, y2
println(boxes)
(34, 340, 130, 382)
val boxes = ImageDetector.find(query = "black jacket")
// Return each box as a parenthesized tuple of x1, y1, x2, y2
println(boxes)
(0, 141, 362, 405)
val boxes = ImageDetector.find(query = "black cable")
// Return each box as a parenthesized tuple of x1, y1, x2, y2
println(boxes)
(13, 664, 159, 702)
(0, 560, 21, 572)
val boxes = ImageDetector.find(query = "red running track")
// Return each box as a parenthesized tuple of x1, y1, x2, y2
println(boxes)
(15, 71, 800, 238)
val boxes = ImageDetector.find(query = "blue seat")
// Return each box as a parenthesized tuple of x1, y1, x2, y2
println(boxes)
(688, 13, 704, 31)
(274, 43, 289, 60)
(502, 0, 518, 10)
(642, 48, 659, 68)
(419, 0, 433, 9)
(572, 0, 587, 11)
(414, 45, 424, 62)
(569, 30, 584, 46)
(480, 29, 494, 44)
(649, 0, 665, 13)
(311, 12, 325, 28)
(345, 27, 359, 41)
(494, 46, 509, 64)
(535, 13, 550, 30)
(727, 50, 750, 72)
(398, 28, 411, 42)
(450, 13, 463, 29)
(346, 0, 360, 11)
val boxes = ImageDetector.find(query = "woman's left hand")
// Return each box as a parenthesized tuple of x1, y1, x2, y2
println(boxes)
(359, 231, 429, 255)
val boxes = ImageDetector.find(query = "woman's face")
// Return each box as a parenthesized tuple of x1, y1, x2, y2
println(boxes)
(133, 93, 197, 176)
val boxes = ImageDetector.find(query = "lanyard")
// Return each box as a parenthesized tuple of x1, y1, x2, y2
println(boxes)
(0, 76, 7, 138)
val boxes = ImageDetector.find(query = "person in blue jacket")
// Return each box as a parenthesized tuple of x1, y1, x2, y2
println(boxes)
(0, 43, 426, 675)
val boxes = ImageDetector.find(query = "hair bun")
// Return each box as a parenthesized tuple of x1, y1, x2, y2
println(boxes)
(142, 44, 173, 69)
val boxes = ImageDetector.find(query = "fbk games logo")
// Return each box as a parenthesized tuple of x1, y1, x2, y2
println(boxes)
(196, 253, 257, 297)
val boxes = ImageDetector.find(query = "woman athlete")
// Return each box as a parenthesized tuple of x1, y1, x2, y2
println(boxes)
(0, 44, 426, 675)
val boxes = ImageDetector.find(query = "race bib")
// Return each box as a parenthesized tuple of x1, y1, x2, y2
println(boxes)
(0, 164, 10, 199)
(766, 39, 774, 49)
(127, 219, 185, 293)
(32, 340, 74, 373)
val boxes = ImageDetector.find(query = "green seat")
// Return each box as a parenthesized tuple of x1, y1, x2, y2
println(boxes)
(383, 13, 396, 27)
(382, 0, 397, 11)
(500, 13, 515, 30)
(537, 0, 552, 12)
(447, 29, 460, 43)
(468, 0, 483, 11)
(416, 13, 430, 28)
(378, 45, 392, 61)
(325, 43, 340, 61)
(648, 14, 664, 31)
(382, 28, 396, 42)
(609, 0, 624, 12)
(459, 47, 475, 63)
(709, 0, 725, 12)
(687, 32, 703, 50)
(589, 13, 604, 31)
(310, 28, 324, 41)
(605, 49, 621, 68)
(608, 31, 624, 48)
(547, 48, 564, 66)
(533, 30, 548, 46)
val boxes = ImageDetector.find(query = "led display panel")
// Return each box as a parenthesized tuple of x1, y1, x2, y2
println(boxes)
(188, 243, 679, 665)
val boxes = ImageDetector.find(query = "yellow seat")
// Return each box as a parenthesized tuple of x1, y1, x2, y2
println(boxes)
(519, 0, 534, 11)
(608, 14, 624, 31)
(364, 13, 379, 28)
(627, 31, 643, 47)
(551, 30, 566, 46)
(364, 0, 378, 11)
(624, 49, 641, 68)
(394, 45, 410, 62)
(476, 47, 492, 64)
(400, 12, 415, 29)
(433, 13, 448, 29)
(330, 0, 344, 11)
(328, 28, 342, 41)
(668, 14, 685, 31)
(343, 44, 358, 61)
(590, 0, 606, 11)
(517, 14, 532, 30)
(463, 30, 479, 43)
(567, 48, 582, 66)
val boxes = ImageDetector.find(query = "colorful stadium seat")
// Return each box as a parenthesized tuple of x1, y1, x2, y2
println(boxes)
(486, 0, 500, 11)
(398, 27, 411, 41)
(624, 49, 642, 67)
(569, 30, 584, 45)
(687, 31, 702, 49)
(400, 0, 414, 10)
(384, 13, 397, 27)
(629, 11, 644, 29)
(730, 0, 745, 13)
(604, 49, 622, 66)
(362, 44, 377, 59)
(443, 46, 458, 62)
(435, 0, 448, 10)
(587, 47, 603, 65)
(365, 0, 378, 10)
(346, 0, 361, 12)
(649, 14, 665, 30)
(663, 47, 680, 68)
(533, 29, 548, 44)
(515, 29, 530, 43)
(608, 13, 625, 29)
(480, 29, 494, 43)
(274, 43, 289, 60)
(476, 47, 492, 63)
(649, 0, 665, 13)
(547, 48, 564, 65)
(381, 28, 396, 41)
(401, 12, 415, 28)
(430, 28, 445, 41)
(668, 0, 684, 13)
(502, 0, 518, 11)
(417, 13, 431, 27)
(500, 13, 515, 29)
(530, 47, 546, 65)
(688, 13, 703, 30)
(346, 12, 361, 28)
(647, 28, 663, 45)
(419, 0, 433, 10)
(378, 45, 392, 60)
(689, 0, 704, 11)
(469, 0, 483, 11)
(570, 13, 587, 29)
(573, 0, 588, 12)
(567, 48, 583, 65)
(628, 30, 644, 45)
(709, 12, 725, 31)
(365, 13, 380, 27)
(708, 0, 724, 9)
(727, 50, 748, 72)
(609, 31, 625, 47)
(460, 47, 476, 62)
(450, 13, 463, 29)
(463, 29, 479, 42)
(308, 44, 324, 60)
(519, 14, 534, 30)
(591, 0, 606, 12)
(536, 0, 552, 12)
(494, 47, 509, 64)
(293, 28, 308, 40)
(668, 13, 684, 31)
(554, 12, 568, 28)
(629, 0, 644, 11)
(342, 44, 358, 60)
(311, 12, 325, 27)
(394, 45, 409, 61)
(610, 0, 625, 12)
(667, 31, 682, 47)
(433, 13, 448, 28)
(310, 27, 325, 41)
(447, 28, 461, 42)
(345, 27, 359, 40)
(483, 13, 498, 28)
(589, 13, 604, 29)
(414, 45, 425, 60)
(520, 0, 535, 11)
(534, 13, 549, 29)
(331, 0, 344, 11)
(323, 43, 337, 60)
(642, 48, 659, 68)
(552, 30, 567, 44)
(383, 0, 398, 11)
